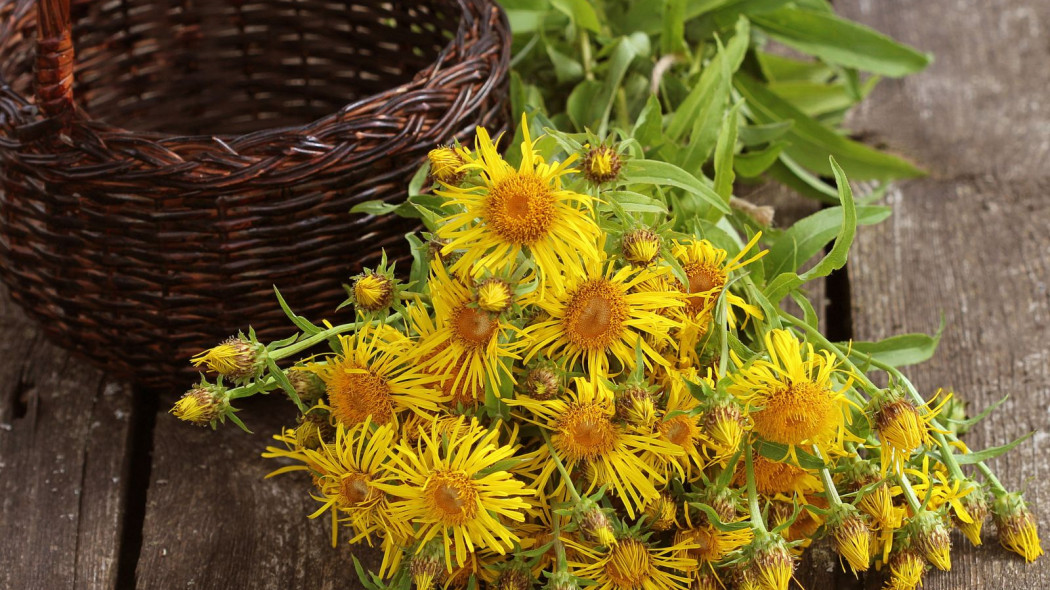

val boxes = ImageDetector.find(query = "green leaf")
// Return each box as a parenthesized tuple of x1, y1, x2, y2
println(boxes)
(849, 326, 944, 368)
(756, 51, 834, 83)
(755, 439, 825, 470)
(734, 141, 786, 177)
(764, 157, 857, 303)
(763, 204, 891, 278)
(734, 72, 924, 181)
(737, 120, 793, 146)
(622, 159, 730, 214)
(603, 190, 670, 214)
(753, 7, 931, 77)
(954, 432, 1035, 465)
(632, 94, 665, 149)
(662, 0, 687, 55)
(689, 502, 752, 532)
(666, 16, 749, 144)
(266, 357, 305, 413)
(713, 101, 742, 201)
(550, 0, 602, 32)
(945, 395, 1009, 431)
(274, 287, 322, 336)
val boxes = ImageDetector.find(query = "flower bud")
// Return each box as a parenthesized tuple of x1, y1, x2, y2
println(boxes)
(751, 536, 794, 590)
(581, 145, 622, 184)
(702, 402, 745, 460)
(615, 385, 656, 427)
(170, 382, 227, 426)
(428, 146, 467, 185)
(954, 486, 988, 547)
(493, 566, 532, 590)
(544, 571, 578, 590)
(829, 510, 871, 574)
(579, 507, 617, 546)
(295, 409, 333, 450)
(910, 511, 951, 571)
(521, 364, 560, 400)
(352, 271, 395, 312)
(643, 492, 677, 532)
(191, 335, 264, 382)
(886, 549, 925, 590)
(692, 571, 720, 590)
(410, 552, 445, 589)
(287, 370, 326, 405)
(622, 229, 662, 266)
(475, 277, 514, 314)
(992, 491, 1044, 563)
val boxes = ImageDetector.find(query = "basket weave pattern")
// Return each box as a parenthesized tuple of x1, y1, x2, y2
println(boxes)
(0, 0, 511, 388)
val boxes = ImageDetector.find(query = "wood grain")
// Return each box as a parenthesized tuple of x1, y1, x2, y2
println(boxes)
(0, 292, 135, 590)
(135, 391, 382, 590)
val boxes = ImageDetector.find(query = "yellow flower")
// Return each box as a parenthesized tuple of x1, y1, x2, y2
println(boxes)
(908, 510, 952, 571)
(734, 453, 821, 497)
(262, 418, 408, 559)
(305, 325, 445, 426)
(829, 511, 872, 574)
(884, 549, 925, 590)
(566, 537, 694, 590)
(954, 488, 988, 547)
(992, 491, 1044, 563)
(746, 536, 795, 590)
(429, 145, 468, 184)
(409, 262, 523, 407)
(870, 388, 950, 473)
(581, 144, 623, 184)
(727, 329, 857, 462)
(170, 383, 226, 426)
(508, 377, 683, 516)
(524, 260, 685, 381)
(191, 335, 262, 381)
(643, 492, 677, 531)
(435, 114, 600, 289)
(353, 272, 396, 312)
(621, 229, 661, 266)
(653, 368, 707, 477)
(670, 234, 765, 327)
(376, 417, 535, 569)
(856, 482, 906, 563)
(475, 277, 515, 314)
(676, 502, 753, 567)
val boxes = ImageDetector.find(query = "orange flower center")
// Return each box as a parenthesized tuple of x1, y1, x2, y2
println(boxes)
(327, 365, 394, 425)
(563, 279, 629, 350)
(604, 539, 653, 588)
(555, 402, 618, 461)
(486, 173, 556, 245)
(424, 470, 480, 525)
(452, 305, 497, 348)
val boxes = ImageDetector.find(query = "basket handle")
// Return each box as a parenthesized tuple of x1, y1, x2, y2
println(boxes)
(34, 0, 74, 121)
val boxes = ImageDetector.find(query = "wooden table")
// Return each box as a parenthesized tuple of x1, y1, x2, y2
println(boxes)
(2, 1, 1047, 588)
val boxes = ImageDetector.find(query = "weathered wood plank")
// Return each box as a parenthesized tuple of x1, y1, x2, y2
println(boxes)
(0, 292, 135, 590)
(840, 0, 1050, 182)
(136, 391, 382, 589)
(838, 1, 1050, 587)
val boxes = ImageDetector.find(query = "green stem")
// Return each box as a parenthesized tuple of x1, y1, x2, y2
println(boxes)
(977, 462, 1007, 495)
(552, 506, 569, 572)
(812, 446, 842, 506)
(269, 313, 401, 361)
(580, 30, 594, 81)
(897, 469, 923, 514)
(541, 430, 582, 502)
(744, 437, 768, 533)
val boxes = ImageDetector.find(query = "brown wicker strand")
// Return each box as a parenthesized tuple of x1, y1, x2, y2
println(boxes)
(0, 0, 511, 389)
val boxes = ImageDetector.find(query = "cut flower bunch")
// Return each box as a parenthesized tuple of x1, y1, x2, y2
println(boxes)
(173, 112, 1041, 590)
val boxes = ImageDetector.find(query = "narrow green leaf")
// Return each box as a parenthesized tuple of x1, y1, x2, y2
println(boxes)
(849, 326, 944, 368)
(737, 120, 793, 146)
(623, 159, 730, 214)
(734, 141, 786, 177)
(735, 72, 924, 181)
(763, 205, 891, 278)
(755, 439, 825, 470)
(550, 0, 601, 32)
(753, 7, 931, 77)
(713, 102, 742, 201)
(764, 157, 857, 303)
(274, 287, 322, 336)
(954, 432, 1035, 465)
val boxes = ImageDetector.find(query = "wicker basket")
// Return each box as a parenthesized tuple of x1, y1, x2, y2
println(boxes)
(0, 0, 510, 388)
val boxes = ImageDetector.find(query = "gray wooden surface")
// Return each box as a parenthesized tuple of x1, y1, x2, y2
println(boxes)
(1, 0, 1048, 588)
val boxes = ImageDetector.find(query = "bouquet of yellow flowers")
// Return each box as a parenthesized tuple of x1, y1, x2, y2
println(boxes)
(172, 114, 1040, 590)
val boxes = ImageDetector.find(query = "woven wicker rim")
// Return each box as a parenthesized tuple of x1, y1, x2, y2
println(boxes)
(0, 0, 505, 187)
